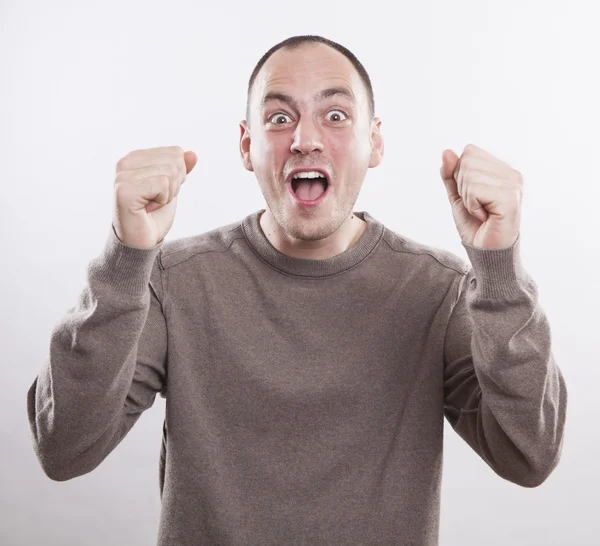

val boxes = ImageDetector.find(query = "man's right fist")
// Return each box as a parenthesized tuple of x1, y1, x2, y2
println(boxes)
(113, 146, 198, 249)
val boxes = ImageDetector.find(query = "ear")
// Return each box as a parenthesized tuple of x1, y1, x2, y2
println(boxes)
(239, 120, 253, 172)
(368, 117, 384, 168)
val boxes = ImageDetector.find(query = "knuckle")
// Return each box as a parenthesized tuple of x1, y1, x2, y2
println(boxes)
(463, 144, 478, 157)
(114, 183, 131, 201)
(114, 170, 128, 184)
(512, 169, 524, 184)
(115, 155, 129, 172)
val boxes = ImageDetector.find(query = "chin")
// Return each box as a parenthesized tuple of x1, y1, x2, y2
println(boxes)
(285, 211, 342, 241)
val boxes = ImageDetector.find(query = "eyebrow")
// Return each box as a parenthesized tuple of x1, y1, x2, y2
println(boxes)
(260, 87, 356, 110)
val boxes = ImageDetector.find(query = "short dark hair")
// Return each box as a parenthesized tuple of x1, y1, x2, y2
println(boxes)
(246, 35, 375, 122)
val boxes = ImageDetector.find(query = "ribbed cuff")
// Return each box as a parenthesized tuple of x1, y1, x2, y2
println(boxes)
(88, 224, 164, 296)
(461, 233, 528, 299)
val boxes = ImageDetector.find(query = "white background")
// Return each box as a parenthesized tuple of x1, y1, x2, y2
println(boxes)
(1, 0, 599, 544)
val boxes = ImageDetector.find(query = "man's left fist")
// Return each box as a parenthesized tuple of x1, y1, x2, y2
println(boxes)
(440, 144, 523, 250)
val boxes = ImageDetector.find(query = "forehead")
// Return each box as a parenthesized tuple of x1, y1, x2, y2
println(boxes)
(252, 43, 367, 106)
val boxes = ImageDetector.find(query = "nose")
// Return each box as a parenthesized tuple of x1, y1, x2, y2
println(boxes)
(290, 118, 324, 155)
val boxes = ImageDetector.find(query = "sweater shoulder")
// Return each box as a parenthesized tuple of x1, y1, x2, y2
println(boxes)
(382, 227, 469, 276)
(157, 219, 245, 270)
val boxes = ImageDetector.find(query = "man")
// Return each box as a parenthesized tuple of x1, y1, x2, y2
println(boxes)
(27, 35, 567, 545)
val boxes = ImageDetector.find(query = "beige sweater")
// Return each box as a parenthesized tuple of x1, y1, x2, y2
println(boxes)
(27, 209, 567, 545)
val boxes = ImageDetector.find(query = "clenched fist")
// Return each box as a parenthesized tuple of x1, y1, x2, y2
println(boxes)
(113, 146, 198, 249)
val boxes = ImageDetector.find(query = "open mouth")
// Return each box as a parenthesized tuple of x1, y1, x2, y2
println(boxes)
(289, 171, 330, 202)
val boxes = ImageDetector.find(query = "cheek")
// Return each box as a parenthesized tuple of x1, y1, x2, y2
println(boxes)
(251, 133, 286, 163)
(329, 131, 368, 160)
(326, 133, 353, 161)
(250, 136, 288, 184)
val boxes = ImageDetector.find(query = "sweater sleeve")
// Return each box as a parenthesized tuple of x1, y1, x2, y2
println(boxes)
(442, 233, 568, 488)
(26, 225, 169, 481)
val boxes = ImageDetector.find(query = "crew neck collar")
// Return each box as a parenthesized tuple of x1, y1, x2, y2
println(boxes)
(241, 209, 384, 278)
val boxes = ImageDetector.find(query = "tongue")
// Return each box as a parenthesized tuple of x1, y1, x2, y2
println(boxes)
(295, 179, 326, 201)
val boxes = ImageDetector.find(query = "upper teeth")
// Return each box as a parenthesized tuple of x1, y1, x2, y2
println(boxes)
(292, 171, 325, 179)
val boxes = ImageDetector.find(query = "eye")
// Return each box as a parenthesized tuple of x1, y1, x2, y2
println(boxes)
(268, 113, 292, 125)
(326, 110, 347, 122)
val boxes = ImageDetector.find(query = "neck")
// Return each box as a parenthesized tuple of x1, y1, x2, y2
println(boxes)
(259, 210, 367, 260)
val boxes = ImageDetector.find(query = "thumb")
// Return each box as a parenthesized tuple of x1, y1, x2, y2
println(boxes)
(184, 151, 198, 174)
(440, 149, 460, 182)
(440, 149, 460, 202)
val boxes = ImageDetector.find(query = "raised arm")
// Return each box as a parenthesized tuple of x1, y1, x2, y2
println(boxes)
(27, 226, 169, 481)
(443, 236, 567, 487)
(27, 145, 197, 480)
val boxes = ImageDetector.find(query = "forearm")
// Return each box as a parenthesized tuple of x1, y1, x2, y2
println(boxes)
(27, 226, 166, 480)
(444, 236, 568, 486)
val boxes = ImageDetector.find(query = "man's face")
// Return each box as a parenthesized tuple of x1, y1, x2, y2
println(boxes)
(240, 43, 383, 242)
